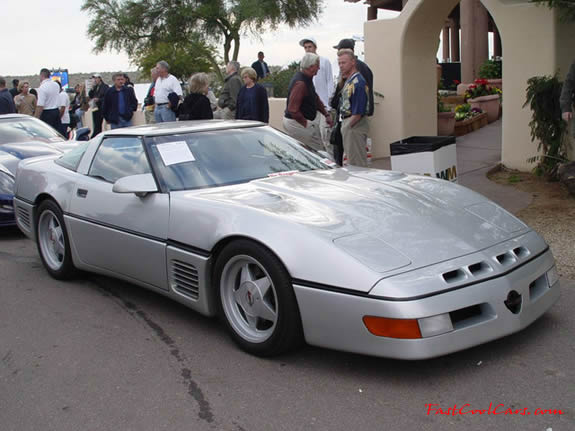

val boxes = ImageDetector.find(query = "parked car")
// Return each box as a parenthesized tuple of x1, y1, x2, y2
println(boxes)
(0, 114, 90, 227)
(13, 120, 560, 359)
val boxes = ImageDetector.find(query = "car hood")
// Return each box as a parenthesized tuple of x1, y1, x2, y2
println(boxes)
(0, 141, 63, 161)
(191, 167, 529, 273)
(0, 152, 20, 176)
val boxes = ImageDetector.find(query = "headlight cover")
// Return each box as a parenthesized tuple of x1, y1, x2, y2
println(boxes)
(0, 171, 15, 195)
(334, 233, 411, 273)
(465, 202, 526, 233)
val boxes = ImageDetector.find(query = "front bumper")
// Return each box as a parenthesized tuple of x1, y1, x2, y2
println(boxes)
(293, 248, 559, 359)
(0, 194, 15, 227)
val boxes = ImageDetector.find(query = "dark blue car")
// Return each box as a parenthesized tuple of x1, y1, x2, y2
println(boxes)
(0, 114, 89, 227)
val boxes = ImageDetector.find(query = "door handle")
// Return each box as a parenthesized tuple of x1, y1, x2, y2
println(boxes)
(77, 188, 88, 198)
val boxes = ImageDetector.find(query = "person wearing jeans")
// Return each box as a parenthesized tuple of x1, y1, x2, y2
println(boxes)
(101, 73, 138, 130)
(153, 60, 182, 123)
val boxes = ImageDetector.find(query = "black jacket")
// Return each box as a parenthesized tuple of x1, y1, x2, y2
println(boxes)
(236, 84, 269, 123)
(88, 82, 109, 110)
(285, 71, 318, 121)
(0, 89, 16, 114)
(357, 59, 374, 116)
(101, 85, 138, 124)
(251, 60, 270, 80)
(179, 93, 213, 120)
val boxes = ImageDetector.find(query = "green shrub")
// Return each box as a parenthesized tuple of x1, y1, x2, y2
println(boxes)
(523, 74, 569, 178)
(478, 59, 502, 80)
(260, 62, 299, 98)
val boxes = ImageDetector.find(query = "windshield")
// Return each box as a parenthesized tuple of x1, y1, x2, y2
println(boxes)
(147, 126, 333, 191)
(0, 117, 64, 145)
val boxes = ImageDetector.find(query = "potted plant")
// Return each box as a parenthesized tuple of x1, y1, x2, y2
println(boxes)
(454, 103, 487, 136)
(437, 94, 455, 136)
(478, 59, 502, 89)
(464, 79, 502, 123)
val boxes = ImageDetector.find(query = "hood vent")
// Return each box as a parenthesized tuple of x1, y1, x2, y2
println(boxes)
(440, 245, 530, 286)
(170, 260, 199, 300)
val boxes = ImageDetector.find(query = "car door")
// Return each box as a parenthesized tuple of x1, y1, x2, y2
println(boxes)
(67, 136, 169, 290)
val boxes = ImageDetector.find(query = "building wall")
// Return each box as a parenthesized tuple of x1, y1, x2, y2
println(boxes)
(363, 0, 575, 169)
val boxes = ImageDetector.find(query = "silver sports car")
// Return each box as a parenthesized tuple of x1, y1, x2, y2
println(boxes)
(13, 120, 560, 359)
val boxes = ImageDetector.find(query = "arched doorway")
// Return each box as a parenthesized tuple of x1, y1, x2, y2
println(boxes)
(364, 0, 571, 171)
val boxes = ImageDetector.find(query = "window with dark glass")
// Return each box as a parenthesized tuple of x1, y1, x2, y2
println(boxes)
(89, 137, 150, 183)
(147, 126, 332, 191)
(55, 141, 89, 172)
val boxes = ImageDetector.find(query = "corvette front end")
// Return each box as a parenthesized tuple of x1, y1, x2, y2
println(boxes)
(293, 231, 560, 359)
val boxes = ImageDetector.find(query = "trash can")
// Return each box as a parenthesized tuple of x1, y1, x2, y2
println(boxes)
(390, 136, 457, 182)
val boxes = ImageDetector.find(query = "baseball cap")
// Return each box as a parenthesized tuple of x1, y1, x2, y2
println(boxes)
(92, 73, 102, 78)
(299, 37, 317, 47)
(333, 38, 355, 50)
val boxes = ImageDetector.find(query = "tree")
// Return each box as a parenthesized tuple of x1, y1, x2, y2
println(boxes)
(134, 40, 215, 82)
(82, 0, 323, 80)
(531, 0, 575, 22)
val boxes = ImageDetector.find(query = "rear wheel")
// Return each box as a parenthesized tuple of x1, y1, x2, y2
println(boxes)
(36, 200, 76, 279)
(215, 240, 303, 356)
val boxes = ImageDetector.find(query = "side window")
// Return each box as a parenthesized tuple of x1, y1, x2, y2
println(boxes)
(55, 141, 89, 172)
(89, 137, 150, 183)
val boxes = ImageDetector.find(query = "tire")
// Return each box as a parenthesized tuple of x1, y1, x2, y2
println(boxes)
(35, 200, 77, 280)
(215, 240, 303, 357)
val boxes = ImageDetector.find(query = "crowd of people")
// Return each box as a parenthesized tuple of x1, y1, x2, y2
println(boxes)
(0, 36, 375, 166)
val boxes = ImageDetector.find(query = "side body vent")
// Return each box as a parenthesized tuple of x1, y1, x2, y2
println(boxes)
(17, 207, 31, 230)
(170, 260, 199, 300)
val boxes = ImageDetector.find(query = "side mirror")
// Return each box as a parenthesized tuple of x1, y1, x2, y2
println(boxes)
(112, 173, 158, 197)
(75, 127, 91, 141)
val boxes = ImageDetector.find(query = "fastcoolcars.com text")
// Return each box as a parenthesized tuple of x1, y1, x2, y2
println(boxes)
(426, 403, 564, 416)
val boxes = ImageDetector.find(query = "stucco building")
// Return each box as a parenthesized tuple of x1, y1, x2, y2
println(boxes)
(353, 0, 574, 169)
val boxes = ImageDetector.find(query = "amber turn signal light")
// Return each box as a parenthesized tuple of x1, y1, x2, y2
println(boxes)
(363, 316, 422, 339)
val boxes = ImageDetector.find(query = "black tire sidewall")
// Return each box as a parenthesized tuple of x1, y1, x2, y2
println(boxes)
(215, 239, 303, 356)
(35, 200, 76, 280)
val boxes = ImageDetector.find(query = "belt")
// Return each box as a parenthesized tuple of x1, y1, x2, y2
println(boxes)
(156, 103, 169, 106)
(43, 108, 59, 111)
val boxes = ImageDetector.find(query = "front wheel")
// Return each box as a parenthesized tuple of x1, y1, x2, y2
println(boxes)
(215, 240, 303, 356)
(36, 200, 76, 279)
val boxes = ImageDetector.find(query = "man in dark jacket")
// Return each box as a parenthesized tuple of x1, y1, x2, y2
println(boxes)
(282, 53, 333, 152)
(88, 73, 109, 137)
(333, 38, 374, 117)
(215, 62, 243, 120)
(9, 79, 20, 98)
(251, 52, 270, 80)
(101, 73, 138, 129)
(0, 77, 16, 114)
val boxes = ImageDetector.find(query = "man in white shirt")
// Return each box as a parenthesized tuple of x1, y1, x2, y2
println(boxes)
(154, 60, 183, 123)
(299, 37, 334, 150)
(34, 68, 62, 131)
(57, 82, 71, 139)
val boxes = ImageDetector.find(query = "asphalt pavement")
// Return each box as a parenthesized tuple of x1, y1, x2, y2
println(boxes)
(1, 229, 573, 431)
(1, 121, 574, 430)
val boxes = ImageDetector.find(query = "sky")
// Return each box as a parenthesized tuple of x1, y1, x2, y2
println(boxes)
(2, 0, 399, 77)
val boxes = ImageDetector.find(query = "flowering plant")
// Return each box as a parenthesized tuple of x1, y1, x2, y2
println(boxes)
(454, 103, 483, 121)
(464, 79, 502, 100)
(437, 93, 452, 113)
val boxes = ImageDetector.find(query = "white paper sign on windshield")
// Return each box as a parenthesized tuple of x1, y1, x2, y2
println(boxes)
(156, 141, 196, 166)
